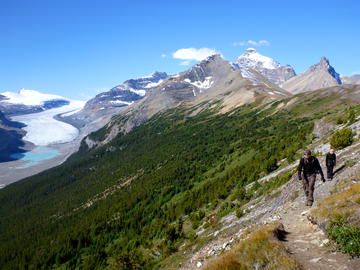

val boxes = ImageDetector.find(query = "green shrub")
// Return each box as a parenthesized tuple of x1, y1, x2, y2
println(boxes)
(326, 218, 360, 257)
(336, 117, 345, 125)
(235, 207, 244, 218)
(330, 128, 355, 149)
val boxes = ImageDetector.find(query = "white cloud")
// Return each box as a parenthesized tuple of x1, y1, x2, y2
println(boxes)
(161, 53, 167, 58)
(232, 41, 246, 47)
(247, 40, 258, 46)
(179, 60, 191, 66)
(258, 40, 270, 46)
(233, 40, 271, 47)
(172, 47, 218, 61)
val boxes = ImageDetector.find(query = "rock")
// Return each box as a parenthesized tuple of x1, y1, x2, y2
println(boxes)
(320, 239, 330, 246)
(309, 257, 322, 263)
(301, 210, 309, 216)
(196, 261, 202, 268)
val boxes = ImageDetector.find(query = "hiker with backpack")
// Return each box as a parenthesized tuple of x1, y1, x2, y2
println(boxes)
(325, 148, 336, 181)
(297, 149, 325, 206)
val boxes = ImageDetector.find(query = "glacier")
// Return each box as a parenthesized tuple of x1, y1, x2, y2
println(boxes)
(11, 100, 85, 146)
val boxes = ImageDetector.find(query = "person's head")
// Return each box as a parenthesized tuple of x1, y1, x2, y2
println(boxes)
(304, 149, 312, 159)
(329, 148, 335, 154)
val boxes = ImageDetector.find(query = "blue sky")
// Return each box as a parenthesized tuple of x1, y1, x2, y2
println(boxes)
(0, 0, 359, 100)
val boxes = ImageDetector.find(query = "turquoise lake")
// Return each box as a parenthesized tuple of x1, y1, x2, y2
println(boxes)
(10, 146, 60, 168)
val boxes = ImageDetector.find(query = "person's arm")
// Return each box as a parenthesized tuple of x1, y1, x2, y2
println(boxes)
(334, 154, 336, 166)
(298, 158, 303, 180)
(316, 158, 325, 181)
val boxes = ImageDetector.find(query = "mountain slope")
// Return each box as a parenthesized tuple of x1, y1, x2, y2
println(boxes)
(233, 48, 296, 86)
(341, 74, 360, 85)
(0, 84, 359, 269)
(89, 54, 290, 145)
(0, 111, 26, 162)
(282, 57, 342, 94)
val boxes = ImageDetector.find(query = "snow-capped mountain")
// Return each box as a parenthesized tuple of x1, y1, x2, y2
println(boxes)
(233, 48, 296, 85)
(63, 71, 169, 136)
(0, 89, 71, 116)
(282, 57, 342, 94)
(93, 54, 291, 143)
(233, 48, 296, 86)
(84, 71, 168, 111)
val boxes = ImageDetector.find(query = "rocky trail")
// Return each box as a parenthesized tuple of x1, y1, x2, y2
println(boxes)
(279, 142, 360, 269)
(281, 198, 358, 270)
(181, 141, 360, 269)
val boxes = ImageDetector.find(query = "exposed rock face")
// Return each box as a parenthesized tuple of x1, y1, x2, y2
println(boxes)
(282, 57, 342, 94)
(233, 48, 296, 86)
(341, 74, 360, 85)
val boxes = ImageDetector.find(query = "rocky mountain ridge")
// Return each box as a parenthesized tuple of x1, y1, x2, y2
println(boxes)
(282, 57, 342, 94)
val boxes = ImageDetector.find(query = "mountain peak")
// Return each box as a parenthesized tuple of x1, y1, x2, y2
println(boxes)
(282, 57, 342, 94)
(320, 56, 329, 63)
(308, 57, 341, 84)
(245, 47, 257, 53)
(236, 49, 280, 70)
(233, 49, 296, 85)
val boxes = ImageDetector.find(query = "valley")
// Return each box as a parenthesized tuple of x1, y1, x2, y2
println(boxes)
(0, 47, 359, 269)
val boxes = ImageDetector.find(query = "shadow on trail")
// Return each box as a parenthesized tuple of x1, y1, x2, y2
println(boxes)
(334, 164, 346, 175)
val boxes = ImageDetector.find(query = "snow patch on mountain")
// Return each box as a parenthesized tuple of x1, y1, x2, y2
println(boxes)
(184, 76, 214, 89)
(129, 89, 146, 96)
(1, 89, 69, 106)
(144, 80, 164, 89)
(110, 100, 134, 105)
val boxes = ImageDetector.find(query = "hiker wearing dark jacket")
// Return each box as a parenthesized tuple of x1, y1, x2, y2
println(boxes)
(325, 149, 336, 180)
(298, 149, 325, 206)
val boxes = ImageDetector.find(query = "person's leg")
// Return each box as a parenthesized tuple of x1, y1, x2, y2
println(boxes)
(307, 174, 316, 206)
(302, 176, 310, 204)
(329, 165, 334, 180)
(327, 166, 331, 179)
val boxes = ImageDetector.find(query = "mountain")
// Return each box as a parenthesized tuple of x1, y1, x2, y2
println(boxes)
(1, 83, 359, 269)
(90, 54, 290, 144)
(233, 48, 296, 86)
(341, 74, 360, 85)
(0, 89, 70, 116)
(0, 111, 26, 162)
(85, 71, 168, 111)
(63, 72, 168, 133)
(282, 57, 342, 94)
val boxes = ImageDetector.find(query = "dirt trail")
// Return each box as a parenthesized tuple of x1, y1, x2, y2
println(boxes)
(279, 143, 360, 270)
(281, 198, 357, 270)
(180, 142, 360, 270)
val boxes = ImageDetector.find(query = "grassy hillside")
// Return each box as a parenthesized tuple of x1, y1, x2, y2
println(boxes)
(0, 87, 358, 269)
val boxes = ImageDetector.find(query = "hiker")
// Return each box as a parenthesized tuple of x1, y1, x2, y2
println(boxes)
(325, 148, 336, 180)
(297, 149, 325, 206)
